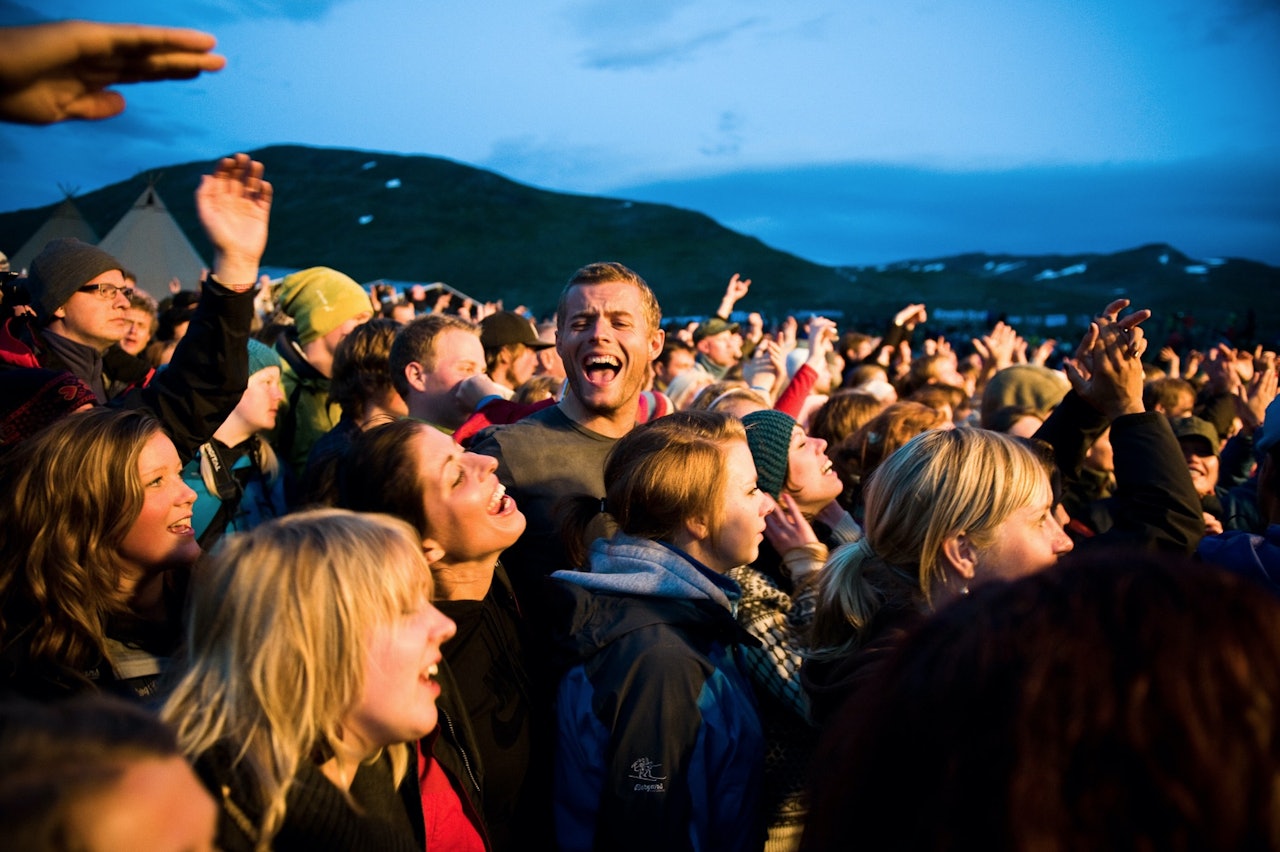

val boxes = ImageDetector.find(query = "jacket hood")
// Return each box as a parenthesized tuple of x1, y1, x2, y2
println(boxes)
(0, 317, 42, 370)
(551, 534, 739, 610)
(547, 534, 752, 670)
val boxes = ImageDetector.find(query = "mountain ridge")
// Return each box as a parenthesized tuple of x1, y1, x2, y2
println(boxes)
(2, 144, 1276, 337)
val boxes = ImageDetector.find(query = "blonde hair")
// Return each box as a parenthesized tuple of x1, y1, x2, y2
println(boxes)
(810, 428, 1047, 661)
(160, 509, 433, 849)
(0, 408, 159, 673)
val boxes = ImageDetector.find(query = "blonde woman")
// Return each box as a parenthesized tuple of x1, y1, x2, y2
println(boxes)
(803, 428, 1073, 726)
(160, 510, 455, 852)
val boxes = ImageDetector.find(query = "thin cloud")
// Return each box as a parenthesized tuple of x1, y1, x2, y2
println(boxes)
(564, 0, 696, 33)
(580, 17, 764, 70)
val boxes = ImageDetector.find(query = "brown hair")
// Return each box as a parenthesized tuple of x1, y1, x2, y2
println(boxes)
(560, 410, 745, 566)
(336, 418, 432, 538)
(809, 389, 886, 447)
(555, 262, 661, 335)
(0, 408, 159, 673)
(388, 313, 479, 398)
(803, 548, 1280, 852)
(329, 318, 401, 417)
(833, 401, 949, 511)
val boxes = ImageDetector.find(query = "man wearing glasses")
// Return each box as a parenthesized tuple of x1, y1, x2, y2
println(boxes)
(0, 153, 271, 460)
(12, 241, 138, 401)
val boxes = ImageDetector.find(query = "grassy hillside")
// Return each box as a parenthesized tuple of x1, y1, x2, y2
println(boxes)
(0, 145, 853, 319)
(3, 144, 1277, 339)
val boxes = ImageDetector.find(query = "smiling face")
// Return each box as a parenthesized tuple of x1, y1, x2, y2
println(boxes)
(1180, 437, 1220, 498)
(49, 269, 132, 352)
(557, 280, 664, 433)
(118, 432, 200, 579)
(413, 425, 526, 562)
(344, 595, 456, 754)
(694, 440, 771, 572)
(784, 426, 844, 515)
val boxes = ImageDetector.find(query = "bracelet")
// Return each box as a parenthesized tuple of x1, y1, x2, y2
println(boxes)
(750, 385, 770, 392)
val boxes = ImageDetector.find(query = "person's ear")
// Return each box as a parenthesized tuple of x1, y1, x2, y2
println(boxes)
(649, 327, 666, 360)
(53, 306, 66, 319)
(404, 361, 428, 393)
(682, 515, 710, 543)
(421, 538, 446, 565)
(940, 531, 978, 580)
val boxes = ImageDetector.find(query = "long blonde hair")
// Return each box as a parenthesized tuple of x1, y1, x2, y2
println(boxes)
(160, 509, 433, 849)
(0, 408, 158, 672)
(810, 428, 1047, 660)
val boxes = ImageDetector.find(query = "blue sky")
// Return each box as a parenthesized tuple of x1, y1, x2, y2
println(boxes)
(1, 0, 1278, 266)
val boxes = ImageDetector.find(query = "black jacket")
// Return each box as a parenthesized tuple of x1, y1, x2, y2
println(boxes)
(1, 276, 255, 460)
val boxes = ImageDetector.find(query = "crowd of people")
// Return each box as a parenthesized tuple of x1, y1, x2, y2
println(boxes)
(2, 16, 1279, 852)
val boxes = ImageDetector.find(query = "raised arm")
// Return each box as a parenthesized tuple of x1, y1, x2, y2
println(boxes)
(1054, 301, 1203, 551)
(714, 273, 751, 319)
(140, 154, 272, 458)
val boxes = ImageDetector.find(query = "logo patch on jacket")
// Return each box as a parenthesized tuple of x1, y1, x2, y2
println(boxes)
(629, 757, 667, 792)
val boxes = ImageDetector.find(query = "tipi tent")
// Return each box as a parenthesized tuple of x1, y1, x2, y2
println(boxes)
(9, 196, 98, 273)
(97, 185, 206, 301)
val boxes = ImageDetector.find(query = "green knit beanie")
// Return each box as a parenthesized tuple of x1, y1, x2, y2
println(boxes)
(742, 409, 797, 499)
(272, 267, 370, 345)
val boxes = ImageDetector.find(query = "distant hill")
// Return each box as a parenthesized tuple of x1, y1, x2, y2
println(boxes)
(3, 144, 1277, 339)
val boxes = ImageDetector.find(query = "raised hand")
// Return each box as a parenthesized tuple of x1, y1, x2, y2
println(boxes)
(1030, 338, 1058, 367)
(743, 338, 784, 397)
(0, 20, 225, 125)
(1063, 305, 1147, 420)
(1238, 360, 1278, 431)
(973, 321, 1018, 374)
(763, 494, 821, 575)
(196, 153, 272, 289)
(893, 303, 927, 329)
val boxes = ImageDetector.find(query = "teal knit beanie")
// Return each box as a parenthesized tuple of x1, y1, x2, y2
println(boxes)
(246, 337, 282, 377)
(742, 409, 797, 499)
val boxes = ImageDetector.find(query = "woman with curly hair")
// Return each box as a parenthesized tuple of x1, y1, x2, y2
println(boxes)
(0, 407, 199, 700)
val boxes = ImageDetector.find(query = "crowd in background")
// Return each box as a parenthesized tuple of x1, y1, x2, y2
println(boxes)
(1, 16, 1279, 852)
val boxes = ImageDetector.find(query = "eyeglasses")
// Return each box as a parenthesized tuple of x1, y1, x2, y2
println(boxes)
(78, 282, 136, 302)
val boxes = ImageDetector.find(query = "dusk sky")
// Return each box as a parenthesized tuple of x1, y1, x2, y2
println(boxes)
(1, 0, 1277, 266)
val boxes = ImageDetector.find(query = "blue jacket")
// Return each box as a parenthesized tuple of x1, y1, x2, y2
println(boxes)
(1197, 524, 1280, 596)
(182, 437, 289, 549)
(548, 535, 765, 852)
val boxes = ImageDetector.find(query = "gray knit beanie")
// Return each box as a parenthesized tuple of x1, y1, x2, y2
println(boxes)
(742, 409, 798, 499)
(25, 238, 124, 322)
